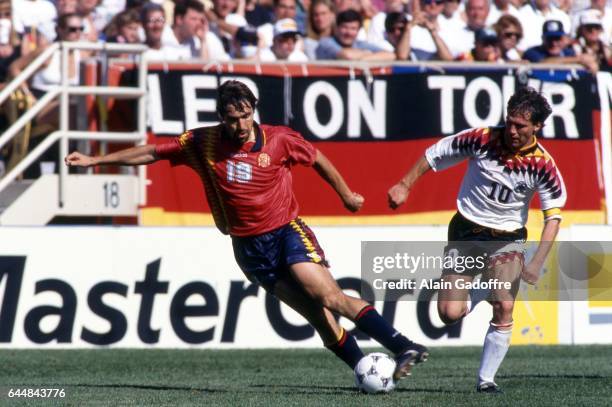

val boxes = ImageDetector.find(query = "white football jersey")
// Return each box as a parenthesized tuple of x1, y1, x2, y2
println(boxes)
(425, 127, 567, 231)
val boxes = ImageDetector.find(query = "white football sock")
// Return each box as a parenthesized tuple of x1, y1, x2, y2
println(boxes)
(477, 321, 512, 385)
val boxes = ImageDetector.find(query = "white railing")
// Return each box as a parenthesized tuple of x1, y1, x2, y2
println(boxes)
(0, 41, 148, 211)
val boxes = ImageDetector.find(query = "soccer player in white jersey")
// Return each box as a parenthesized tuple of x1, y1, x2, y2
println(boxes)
(387, 87, 567, 393)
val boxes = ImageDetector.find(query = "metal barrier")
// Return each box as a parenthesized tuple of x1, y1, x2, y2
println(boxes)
(0, 41, 148, 215)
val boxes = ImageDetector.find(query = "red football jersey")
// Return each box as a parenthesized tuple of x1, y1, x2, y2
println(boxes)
(155, 123, 317, 236)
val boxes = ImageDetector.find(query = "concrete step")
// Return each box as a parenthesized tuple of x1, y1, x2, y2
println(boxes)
(0, 179, 34, 214)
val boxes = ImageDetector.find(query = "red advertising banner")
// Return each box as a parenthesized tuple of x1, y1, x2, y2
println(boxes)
(106, 62, 607, 226)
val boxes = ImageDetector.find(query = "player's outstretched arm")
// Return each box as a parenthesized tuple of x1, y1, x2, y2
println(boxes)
(387, 156, 431, 210)
(312, 149, 364, 213)
(521, 218, 560, 285)
(65, 145, 159, 168)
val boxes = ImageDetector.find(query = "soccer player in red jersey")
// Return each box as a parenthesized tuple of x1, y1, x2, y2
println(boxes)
(65, 80, 428, 381)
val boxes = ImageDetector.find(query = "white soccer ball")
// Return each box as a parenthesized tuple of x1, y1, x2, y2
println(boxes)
(354, 352, 397, 394)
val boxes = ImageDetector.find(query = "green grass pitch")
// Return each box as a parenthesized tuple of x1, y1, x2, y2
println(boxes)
(1, 346, 611, 406)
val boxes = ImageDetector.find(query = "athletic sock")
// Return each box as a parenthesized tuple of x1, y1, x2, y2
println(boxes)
(353, 305, 412, 355)
(326, 328, 364, 369)
(478, 321, 513, 385)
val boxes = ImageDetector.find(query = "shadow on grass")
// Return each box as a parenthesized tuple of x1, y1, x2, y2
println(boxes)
(67, 383, 228, 393)
(34, 382, 481, 396)
(502, 374, 609, 379)
(249, 384, 472, 395)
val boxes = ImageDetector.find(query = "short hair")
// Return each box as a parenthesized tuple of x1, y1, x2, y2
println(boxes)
(493, 15, 523, 40)
(140, 2, 164, 24)
(174, 0, 205, 20)
(336, 9, 362, 27)
(57, 13, 81, 29)
(384, 12, 407, 32)
(507, 87, 552, 125)
(217, 81, 258, 117)
(126, 0, 148, 10)
(274, 0, 296, 8)
(272, 0, 298, 7)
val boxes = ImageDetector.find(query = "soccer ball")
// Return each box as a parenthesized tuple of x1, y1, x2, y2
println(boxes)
(354, 352, 397, 394)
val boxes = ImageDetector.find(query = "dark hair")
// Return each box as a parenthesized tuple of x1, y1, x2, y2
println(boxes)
(274, 0, 295, 7)
(174, 0, 205, 20)
(336, 9, 362, 27)
(140, 2, 165, 24)
(385, 12, 407, 32)
(507, 87, 552, 125)
(57, 13, 81, 29)
(217, 81, 258, 116)
(126, 0, 148, 10)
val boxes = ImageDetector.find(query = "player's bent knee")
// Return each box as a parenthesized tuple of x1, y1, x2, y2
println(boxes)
(438, 304, 467, 325)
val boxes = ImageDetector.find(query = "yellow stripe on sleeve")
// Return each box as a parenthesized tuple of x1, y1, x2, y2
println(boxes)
(543, 207, 562, 221)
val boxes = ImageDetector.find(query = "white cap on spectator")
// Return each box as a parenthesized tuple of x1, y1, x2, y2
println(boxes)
(578, 9, 603, 28)
(273, 18, 301, 38)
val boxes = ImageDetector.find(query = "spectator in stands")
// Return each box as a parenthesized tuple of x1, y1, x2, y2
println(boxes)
(333, 0, 376, 39)
(591, 0, 611, 44)
(442, 0, 490, 57)
(207, 0, 252, 55)
(10, 13, 92, 99)
(485, 0, 521, 26)
(99, 0, 127, 17)
(304, 0, 335, 59)
(141, 2, 191, 59)
(0, 0, 24, 169)
(523, 19, 599, 72)
(233, 30, 260, 58)
(258, 0, 299, 48)
(258, 18, 309, 60)
(383, 12, 412, 59)
(104, 8, 141, 44)
(126, 0, 149, 10)
(163, 0, 229, 60)
(77, 0, 104, 42)
(493, 14, 524, 61)
(367, 0, 406, 51)
(245, 0, 275, 27)
(58, 0, 78, 14)
(408, 0, 454, 61)
(12, 0, 57, 51)
(9, 13, 90, 177)
(517, 0, 571, 51)
(334, 0, 376, 16)
(557, 0, 574, 13)
(0, 0, 23, 83)
(38, 0, 79, 44)
(315, 9, 395, 60)
(440, 0, 465, 28)
(572, 0, 612, 44)
(96, 1, 129, 32)
(572, 9, 611, 69)
(456, 27, 503, 61)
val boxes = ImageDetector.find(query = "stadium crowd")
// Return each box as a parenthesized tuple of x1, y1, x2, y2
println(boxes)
(0, 0, 609, 175)
(0, 0, 608, 71)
